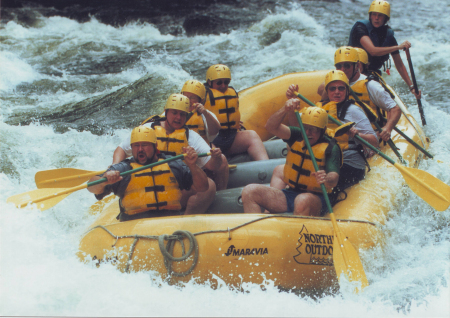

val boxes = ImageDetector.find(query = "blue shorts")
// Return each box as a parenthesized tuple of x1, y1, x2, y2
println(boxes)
(281, 188, 328, 216)
(212, 129, 237, 152)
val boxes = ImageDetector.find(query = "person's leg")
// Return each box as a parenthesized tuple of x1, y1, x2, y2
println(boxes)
(228, 130, 269, 161)
(211, 154, 229, 191)
(293, 192, 323, 216)
(180, 178, 216, 214)
(241, 184, 288, 213)
(270, 164, 287, 189)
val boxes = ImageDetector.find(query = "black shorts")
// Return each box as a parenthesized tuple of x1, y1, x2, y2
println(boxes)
(212, 129, 237, 152)
(281, 188, 328, 216)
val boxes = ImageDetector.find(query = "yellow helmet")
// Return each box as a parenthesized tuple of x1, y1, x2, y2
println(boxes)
(324, 70, 349, 89)
(301, 107, 328, 130)
(206, 64, 231, 82)
(334, 46, 359, 65)
(181, 80, 206, 100)
(355, 47, 369, 65)
(368, 0, 390, 20)
(164, 93, 190, 113)
(130, 126, 157, 144)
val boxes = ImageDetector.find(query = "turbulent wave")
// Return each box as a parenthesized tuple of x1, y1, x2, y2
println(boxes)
(1, 0, 449, 316)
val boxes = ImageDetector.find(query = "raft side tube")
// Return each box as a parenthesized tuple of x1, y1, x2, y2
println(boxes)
(227, 139, 287, 164)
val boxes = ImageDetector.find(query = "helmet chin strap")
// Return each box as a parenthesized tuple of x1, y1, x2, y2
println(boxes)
(350, 63, 358, 82)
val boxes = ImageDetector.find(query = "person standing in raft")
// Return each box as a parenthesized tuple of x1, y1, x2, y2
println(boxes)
(348, 0, 421, 99)
(113, 93, 229, 191)
(204, 64, 269, 161)
(242, 107, 341, 216)
(310, 46, 401, 143)
(88, 126, 212, 221)
(269, 70, 378, 195)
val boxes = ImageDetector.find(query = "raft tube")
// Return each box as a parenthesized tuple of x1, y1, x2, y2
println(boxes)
(78, 70, 428, 292)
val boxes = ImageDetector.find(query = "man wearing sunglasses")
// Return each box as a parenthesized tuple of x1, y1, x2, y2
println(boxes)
(204, 64, 269, 161)
(348, 0, 420, 99)
(307, 46, 401, 143)
(271, 70, 378, 196)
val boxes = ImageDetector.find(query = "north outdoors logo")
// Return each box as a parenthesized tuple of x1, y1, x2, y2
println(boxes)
(293, 225, 333, 266)
(224, 245, 268, 256)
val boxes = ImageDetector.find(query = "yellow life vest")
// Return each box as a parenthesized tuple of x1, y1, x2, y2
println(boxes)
(121, 162, 182, 215)
(350, 79, 378, 112)
(204, 87, 240, 130)
(318, 101, 353, 151)
(283, 140, 332, 194)
(185, 112, 207, 142)
(153, 124, 189, 156)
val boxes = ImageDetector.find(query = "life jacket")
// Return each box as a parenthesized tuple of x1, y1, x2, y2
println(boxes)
(185, 112, 207, 142)
(204, 86, 240, 130)
(318, 101, 356, 151)
(348, 19, 396, 71)
(283, 138, 339, 194)
(351, 77, 395, 129)
(320, 100, 372, 170)
(120, 162, 182, 215)
(153, 123, 189, 156)
(350, 79, 378, 111)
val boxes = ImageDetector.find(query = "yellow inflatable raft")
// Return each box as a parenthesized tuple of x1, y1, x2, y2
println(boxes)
(78, 70, 428, 292)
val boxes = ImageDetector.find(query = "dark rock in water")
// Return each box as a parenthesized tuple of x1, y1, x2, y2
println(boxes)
(5, 74, 178, 135)
(183, 14, 233, 36)
(2, 0, 287, 36)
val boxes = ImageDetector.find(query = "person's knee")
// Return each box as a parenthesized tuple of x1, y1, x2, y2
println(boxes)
(274, 164, 284, 176)
(242, 184, 259, 201)
(293, 193, 320, 216)
(218, 154, 229, 172)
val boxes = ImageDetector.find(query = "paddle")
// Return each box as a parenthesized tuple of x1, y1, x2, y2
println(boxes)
(391, 126, 433, 159)
(7, 152, 210, 211)
(295, 111, 368, 293)
(348, 88, 405, 164)
(35, 168, 105, 189)
(348, 88, 432, 159)
(405, 48, 426, 126)
(294, 91, 450, 211)
(35, 164, 238, 189)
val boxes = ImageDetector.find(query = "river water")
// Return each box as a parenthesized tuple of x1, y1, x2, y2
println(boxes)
(1, 0, 449, 316)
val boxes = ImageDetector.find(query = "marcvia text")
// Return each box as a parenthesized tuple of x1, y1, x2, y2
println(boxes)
(224, 245, 268, 256)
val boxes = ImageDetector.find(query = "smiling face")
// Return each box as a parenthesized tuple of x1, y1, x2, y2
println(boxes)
(165, 109, 188, 131)
(131, 142, 156, 165)
(326, 80, 348, 103)
(370, 12, 387, 28)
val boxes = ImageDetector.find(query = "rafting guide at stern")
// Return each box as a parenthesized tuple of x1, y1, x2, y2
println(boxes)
(348, 0, 421, 99)
(241, 107, 341, 217)
(88, 126, 212, 221)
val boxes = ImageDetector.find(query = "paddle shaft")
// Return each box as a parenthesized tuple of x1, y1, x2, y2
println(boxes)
(15, 153, 210, 208)
(88, 152, 210, 187)
(295, 93, 398, 165)
(295, 111, 365, 288)
(348, 88, 405, 164)
(348, 87, 431, 159)
(38, 170, 105, 187)
(405, 48, 426, 126)
(392, 126, 433, 159)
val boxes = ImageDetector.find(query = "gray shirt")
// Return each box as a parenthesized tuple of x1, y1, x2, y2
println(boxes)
(340, 104, 377, 169)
